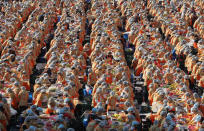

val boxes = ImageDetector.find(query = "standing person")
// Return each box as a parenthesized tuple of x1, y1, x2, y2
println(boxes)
(87, 69, 97, 87)
(18, 86, 29, 112)
(106, 91, 117, 111)
(7, 88, 18, 110)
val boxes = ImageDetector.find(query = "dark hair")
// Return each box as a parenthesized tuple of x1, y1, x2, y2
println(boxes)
(0, 81, 4, 84)
(0, 106, 4, 112)
(22, 125, 27, 130)
(47, 68, 52, 76)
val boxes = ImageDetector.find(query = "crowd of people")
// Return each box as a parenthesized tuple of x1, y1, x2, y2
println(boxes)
(127, 0, 204, 130)
(0, 0, 203, 131)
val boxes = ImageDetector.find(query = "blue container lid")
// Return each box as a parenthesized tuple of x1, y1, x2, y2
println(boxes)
(28, 92, 33, 103)
(123, 34, 128, 40)
(58, 16, 61, 22)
